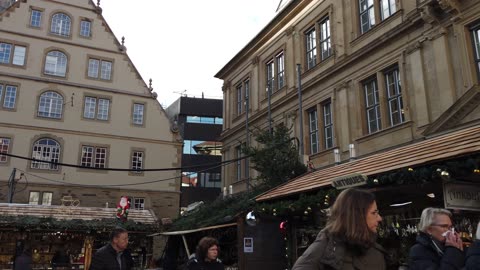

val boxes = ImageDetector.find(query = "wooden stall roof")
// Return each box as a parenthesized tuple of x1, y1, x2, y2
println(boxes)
(0, 204, 158, 224)
(256, 125, 480, 202)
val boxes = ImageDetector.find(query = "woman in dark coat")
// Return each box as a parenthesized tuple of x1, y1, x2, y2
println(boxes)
(186, 237, 224, 270)
(408, 207, 464, 270)
(292, 188, 392, 270)
(466, 221, 480, 270)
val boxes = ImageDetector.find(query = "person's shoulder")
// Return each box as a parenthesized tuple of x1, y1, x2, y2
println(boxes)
(94, 244, 112, 255)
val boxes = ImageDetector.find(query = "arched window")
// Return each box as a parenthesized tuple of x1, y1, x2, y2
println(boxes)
(38, 91, 63, 119)
(31, 138, 61, 170)
(44, 51, 67, 77)
(50, 13, 71, 37)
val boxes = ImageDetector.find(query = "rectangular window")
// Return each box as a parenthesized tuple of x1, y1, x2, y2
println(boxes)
(385, 68, 404, 126)
(236, 84, 243, 115)
(42, 192, 53, 206)
(87, 58, 112, 80)
(380, 0, 396, 21)
(2, 85, 17, 109)
(29, 191, 40, 205)
(244, 79, 249, 111)
(305, 28, 317, 69)
(323, 102, 334, 149)
(0, 137, 10, 163)
(235, 146, 242, 182)
(133, 103, 144, 125)
(131, 151, 144, 172)
(276, 52, 285, 89)
(134, 198, 145, 210)
(472, 25, 480, 81)
(80, 20, 91, 37)
(359, 0, 375, 34)
(266, 60, 275, 94)
(364, 78, 381, 133)
(0, 43, 25, 66)
(308, 109, 319, 154)
(83, 97, 110, 120)
(319, 17, 332, 61)
(183, 140, 221, 156)
(186, 116, 223, 125)
(30, 9, 42, 27)
(81, 145, 107, 168)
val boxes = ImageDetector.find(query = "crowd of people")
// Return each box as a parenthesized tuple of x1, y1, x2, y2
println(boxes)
(11, 188, 480, 269)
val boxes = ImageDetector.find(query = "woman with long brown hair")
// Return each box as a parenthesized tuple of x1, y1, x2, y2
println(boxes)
(292, 188, 389, 270)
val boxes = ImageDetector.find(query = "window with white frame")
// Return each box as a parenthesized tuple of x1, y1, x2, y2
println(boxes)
(471, 24, 480, 81)
(359, 0, 375, 34)
(276, 52, 285, 89)
(0, 137, 10, 163)
(50, 13, 71, 37)
(38, 91, 63, 119)
(42, 192, 53, 205)
(30, 9, 42, 28)
(0, 84, 17, 109)
(323, 101, 334, 149)
(266, 60, 275, 94)
(29, 191, 40, 205)
(80, 19, 91, 37)
(244, 79, 249, 111)
(308, 109, 319, 154)
(385, 67, 404, 126)
(319, 17, 332, 61)
(87, 58, 112, 80)
(81, 145, 107, 168)
(44, 51, 67, 77)
(305, 28, 317, 70)
(133, 197, 145, 210)
(83, 96, 110, 120)
(31, 138, 60, 170)
(236, 84, 243, 115)
(131, 150, 144, 173)
(133, 103, 144, 125)
(364, 77, 381, 134)
(380, 0, 397, 20)
(0, 42, 26, 66)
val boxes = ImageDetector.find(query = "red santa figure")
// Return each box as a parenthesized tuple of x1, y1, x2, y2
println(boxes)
(116, 196, 131, 222)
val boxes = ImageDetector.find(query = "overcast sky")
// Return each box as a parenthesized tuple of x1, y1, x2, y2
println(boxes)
(101, 0, 279, 107)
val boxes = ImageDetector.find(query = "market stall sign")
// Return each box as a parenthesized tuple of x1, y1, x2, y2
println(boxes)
(444, 182, 480, 211)
(332, 174, 367, 189)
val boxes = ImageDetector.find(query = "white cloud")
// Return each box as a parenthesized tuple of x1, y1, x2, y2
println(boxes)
(101, 0, 277, 107)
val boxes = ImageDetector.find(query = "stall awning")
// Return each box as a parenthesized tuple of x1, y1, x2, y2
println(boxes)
(0, 203, 158, 224)
(148, 222, 237, 237)
(256, 124, 480, 202)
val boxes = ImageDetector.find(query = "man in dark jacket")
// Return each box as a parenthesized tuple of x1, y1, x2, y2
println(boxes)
(466, 221, 480, 270)
(90, 227, 134, 270)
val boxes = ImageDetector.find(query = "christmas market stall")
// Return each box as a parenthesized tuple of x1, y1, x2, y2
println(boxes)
(254, 125, 480, 267)
(0, 203, 158, 270)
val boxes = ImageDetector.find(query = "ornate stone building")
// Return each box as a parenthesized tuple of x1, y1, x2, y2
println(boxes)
(0, 0, 182, 219)
(215, 0, 480, 194)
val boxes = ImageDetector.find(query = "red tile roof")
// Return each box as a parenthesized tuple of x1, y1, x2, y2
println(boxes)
(256, 125, 480, 202)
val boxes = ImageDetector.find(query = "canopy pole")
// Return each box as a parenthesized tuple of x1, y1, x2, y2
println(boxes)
(182, 235, 190, 258)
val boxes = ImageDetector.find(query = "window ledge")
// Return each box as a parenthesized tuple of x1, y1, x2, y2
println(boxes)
(356, 120, 412, 143)
(308, 146, 336, 159)
(301, 54, 334, 78)
(350, 10, 403, 48)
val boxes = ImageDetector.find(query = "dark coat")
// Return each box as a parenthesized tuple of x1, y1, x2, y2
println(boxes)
(292, 229, 391, 270)
(466, 240, 480, 270)
(89, 244, 133, 270)
(185, 254, 224, 270)
(14, 252, 32, 270)
(408, 232, 464, 270)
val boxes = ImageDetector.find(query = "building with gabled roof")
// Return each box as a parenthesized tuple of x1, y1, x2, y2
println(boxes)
(0, 0, 182, 221)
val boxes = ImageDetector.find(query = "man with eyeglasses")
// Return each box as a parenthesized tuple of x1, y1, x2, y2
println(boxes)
(408, 207, 464, 269)
(186, 237, 224, 270)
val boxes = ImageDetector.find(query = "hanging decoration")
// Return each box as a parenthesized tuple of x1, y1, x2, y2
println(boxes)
(116, 196, 131, 222)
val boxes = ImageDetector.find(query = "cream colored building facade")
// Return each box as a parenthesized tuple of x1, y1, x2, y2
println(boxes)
(0, 0, 181, 218)
(216, 0, 480, 194)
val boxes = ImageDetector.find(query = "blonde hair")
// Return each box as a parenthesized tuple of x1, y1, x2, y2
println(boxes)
(418, 207, 452, 232)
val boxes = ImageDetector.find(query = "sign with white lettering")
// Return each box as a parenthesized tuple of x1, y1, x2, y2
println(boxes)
(332, 174, 368, 190)
(444, 182, 480, 211)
